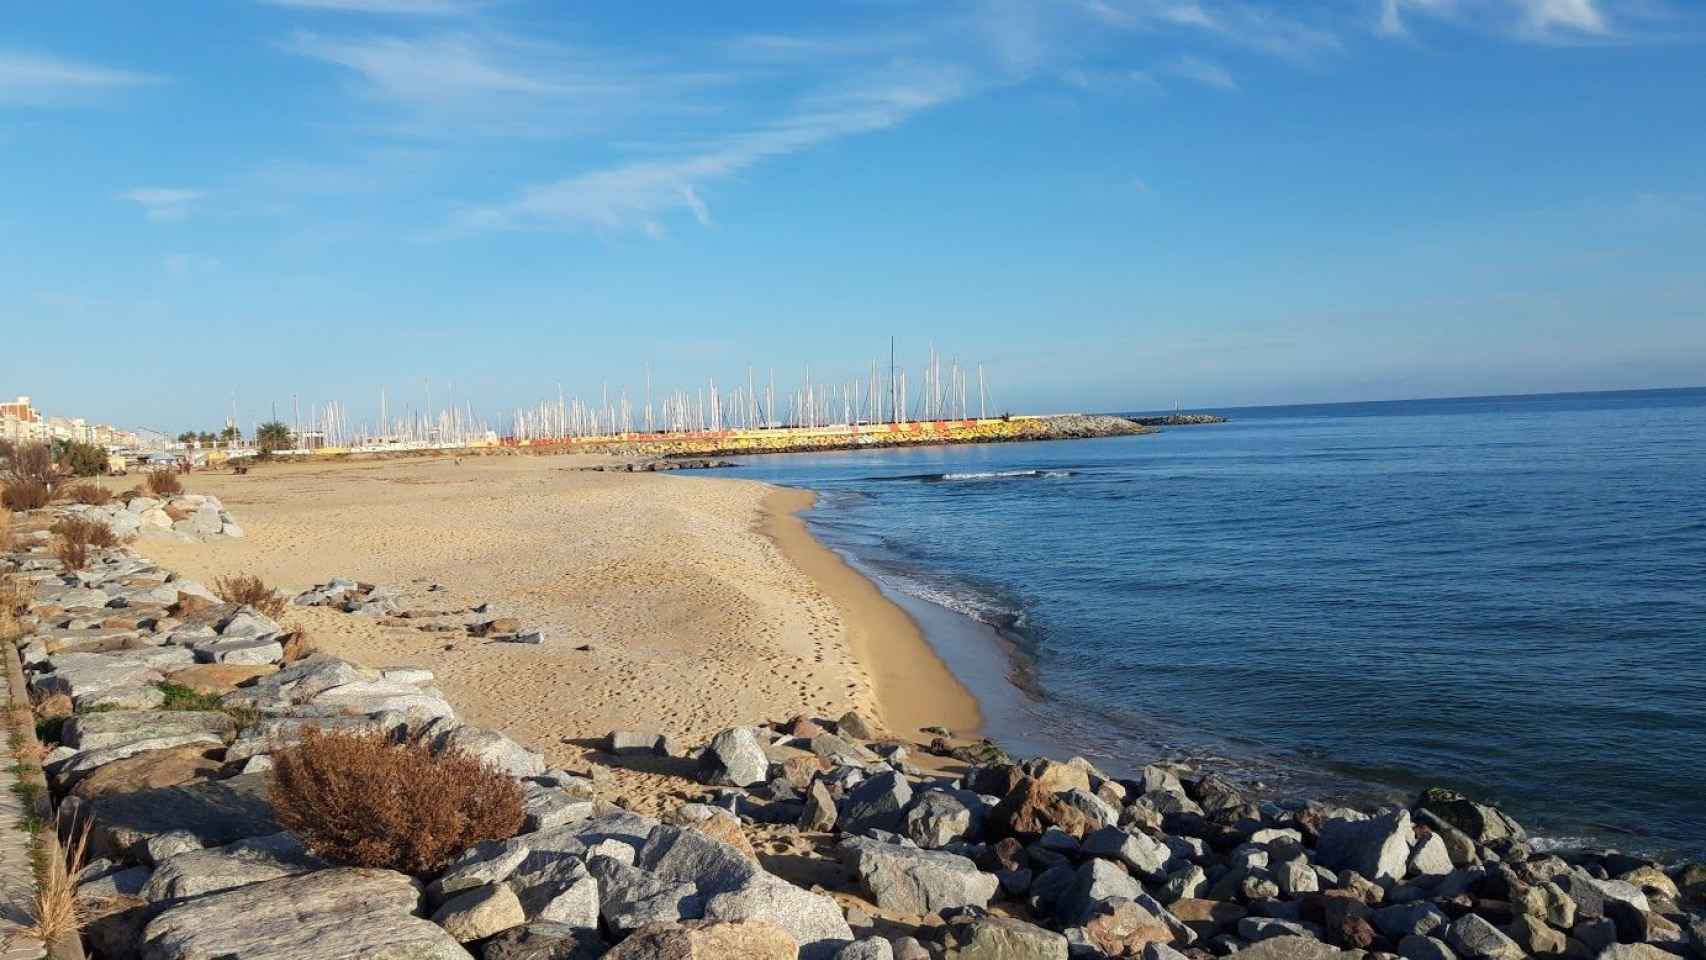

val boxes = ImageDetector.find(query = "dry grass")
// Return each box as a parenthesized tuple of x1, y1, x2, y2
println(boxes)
(50, 517, 120, 550)
(144, 470, 183, 497)
(0, 573, 25, 643)
(61, 482, 114, 506)
(269, 728, 525, 876)
(52, 536, 88, 572)
(1, 479, 51, 511)
(2, 443, 55, 486)
(214, 574, 287, 619)
(17, 814, 92, 948)
(0, 505, 12, 553)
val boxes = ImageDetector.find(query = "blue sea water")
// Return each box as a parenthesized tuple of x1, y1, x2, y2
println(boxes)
(725, 387, 1706, 857)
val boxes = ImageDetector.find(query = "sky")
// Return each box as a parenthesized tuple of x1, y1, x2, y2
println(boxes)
(3, 0, 1704, 434)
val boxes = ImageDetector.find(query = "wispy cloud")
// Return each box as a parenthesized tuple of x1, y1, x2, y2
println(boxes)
(122, 188, 204, 222)
(260, 0, 481, 14)
(453, 65, 969, 235)
(1163, 54, 1238, 90)
(0, 51, 163, 106)
(284, 31, 729, 136)
(1376, 0, 1651, 42)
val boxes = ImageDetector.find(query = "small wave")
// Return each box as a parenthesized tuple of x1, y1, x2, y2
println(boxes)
(877, 572, 1027, 632)
(933, 469, 1074, 482)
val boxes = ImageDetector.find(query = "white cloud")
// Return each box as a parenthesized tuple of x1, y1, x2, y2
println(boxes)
(122, 188, 204, 222)
(1163, 54, 1238, 90)
(260, 0, 480, 14)
(454, 66, 968, 234)
(0, 51, 162, 105)
(1515, 0, 1608, 35)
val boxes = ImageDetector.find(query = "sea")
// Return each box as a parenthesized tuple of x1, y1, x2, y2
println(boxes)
(722, 387, 1706, 859)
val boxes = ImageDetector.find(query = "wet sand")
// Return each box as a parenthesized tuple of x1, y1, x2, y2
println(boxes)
(137, 453, 979, 804)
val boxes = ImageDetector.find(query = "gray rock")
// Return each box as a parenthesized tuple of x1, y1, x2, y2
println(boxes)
(902, 789, 979, 849)
(1373, 901, 1450, 940)
(54, 734, 228, 784)
(224, 713, 404, 763)
(1596, 946, 1678, 960)
(481, 922, 608, 960)
(140, 832, 325, 902)
(941, 916, 1068, 959)
(842, 771, 914, 835)
(1398, 935, 1458, 960)
(1081, 825, 1170, 882)
(31, 651, 166, 708)
(1228, 936, 1344, 960)
(635, 824, 762, 892)
(79, 865, 151, 901)
(433, 883, 528, 942)
(1158, 864, 1206, 903)
(587, 855, 703, 931)
(523, 783, 597, 833)
(432, 725, 547, 778)
(608, 731, 664, 755)
(1408, 833, 1454, 877)
(835, 939, 896, 960)
(434, 841, 534, 900)
(1315, 809, 1413, 883)
(77, 772, 280, 865)
(839, 837, 998, 915)
(701, 727, 769, 787)
(1273, 855, 1319, 896)
(1443, 914, 1523, 960)
(193, 636, 285, 665)
(1557, 868, 1651, 919)
(141, 867, 470, 960)
(800, 779, 839, 832)
(1240, 917, 1315, 941)
(61, 709, 236, 751)
(1057, 858, 1141, 925)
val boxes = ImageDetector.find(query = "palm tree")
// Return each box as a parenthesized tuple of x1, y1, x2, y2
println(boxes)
(221, 424, 242, 442)
(256, 421, 293, 458)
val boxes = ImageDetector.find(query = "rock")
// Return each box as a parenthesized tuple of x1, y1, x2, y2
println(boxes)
(1444, 914, 1523, 960)
(140, 867, 470, 960)
(1503, 914, 1564, 955)
(68, 744, 225, 800)
(79, 864, 151, 900)
(31, 651, 165, 708)
(1397, 935, 1458, 960)
(941, 916, 1069, 960)
(666, 805, 756, 862)
(1274, 856, 1320, 897)
(1373, 901, 1450, 940)
(1082, 898, 1180, 955)
(608, 731, 664, 756)
(1082, 826, 1170, 882)
(839, 837, 999, 915)
(1057, 858, 1141, 925)
(838, 711, 878, 740)
(701, 727, 769, 787)
(79, 772, 280, 864)
(140, 832, 325, 901)
(1409, 833, 1454, 877)
(604, 920, 797, 960)
(800, 779, 839, 832)
(434, 841, 534, 901)
(435, 725, 547, 778)
(1316, 810, 1413, 883)
(61, 709, 237, 751)
(588, 856, 702, 930)
(1158, 865, 1207, 904)
(1511, 879, 1576, 928)
(835, 938, 896, 960)
(55, 734, 229, 785)
(1417, 789, 1524, 844)
(843, 771, 914, 835)
(1595, 947, 1674, 960)
(903, 789, 980, 848)
(433, 883, 528, 942)
(481, 922, 608, 960)
(1227, 936, 1343, 960)
(992, 776, 1102, 840)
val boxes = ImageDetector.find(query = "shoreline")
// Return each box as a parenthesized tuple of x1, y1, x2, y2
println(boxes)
(755, 485, 982, 739)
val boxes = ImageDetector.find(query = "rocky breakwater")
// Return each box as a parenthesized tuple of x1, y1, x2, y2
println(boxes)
(7, 505, 1706, 960)
(59, 491, 245, 542)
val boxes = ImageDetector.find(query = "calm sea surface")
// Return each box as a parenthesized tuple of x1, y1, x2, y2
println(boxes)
(725, 388, 1706, 857)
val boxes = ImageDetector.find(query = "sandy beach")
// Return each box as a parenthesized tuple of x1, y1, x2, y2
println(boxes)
(136, 453, 979, 804)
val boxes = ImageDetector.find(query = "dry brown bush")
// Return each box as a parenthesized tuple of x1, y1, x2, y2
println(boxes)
(0, 574, 25, 642)
(213, 574, 287, 619)
(52, 536, 88, 572)
(61, 482, 113, 506)
(144, 470, 183, 497)
(268, 728, 524, 875)
(3, 443, 55, 486)
(2, 479, 51, 511)
(0, 505, 12, 552)
(20, 814, 92, 948)
(51, 517, 119, 550)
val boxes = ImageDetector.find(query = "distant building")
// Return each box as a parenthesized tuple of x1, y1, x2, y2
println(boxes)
(0, 395, 148, 450)
(0, 395, 45, 444)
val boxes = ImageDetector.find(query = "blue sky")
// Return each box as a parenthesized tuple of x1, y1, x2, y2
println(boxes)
(3, 0, 1703, 433)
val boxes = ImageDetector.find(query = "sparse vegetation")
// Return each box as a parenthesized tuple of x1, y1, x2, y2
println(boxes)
(49, 516, 119, 571)
(144, 469, 183, 497)
(18, 813, 91, 948)
(157, 681, 224, 712)
(3, 443, 55, 486)
(54, 440, 108, 479)
(1, 480, 52, 511)
(61, 482, 113, 506)
(214, 574, 287, 619)
(0, 506, 12, 554)
(269, 728, 525, 876)
(256, 420, 293, 459)
(0, 573, 25, 643)
(52, 536, 88, 572)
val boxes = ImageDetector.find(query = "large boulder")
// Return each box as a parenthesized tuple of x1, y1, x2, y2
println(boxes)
(902, 790, 981, 849)
(700, 727, 769, 787)
(1315, 810, 1412, 883)
(1230, 937, 1345, 960)
(140, 867, 470, 960)
(140, 832, 325, 901)
(68, 745, 226, 800)
(1081, 826, 1170, 882)
(1443, 914, 1523, 960)
(991, 776, 1103, 840)
(842, 771, 914, 836)
(74, 772, 280, 864)
(604, 920, 796, 960)
(940, 916, 1068, 959)
(433, 883, 528, 942)
(434, 725, 547, 778)
(61, 709, 237, 751)
(1417, 789, 1525, 844)
(481, 922, 608, 960)
(838, 837, 999, 915)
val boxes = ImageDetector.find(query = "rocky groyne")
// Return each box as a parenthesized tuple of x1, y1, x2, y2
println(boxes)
(3, 501, 1704, 960)
(1127, 415, 1229, 427)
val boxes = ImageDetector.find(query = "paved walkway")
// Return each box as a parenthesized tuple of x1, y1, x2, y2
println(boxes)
(0, 670, 47, 960)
